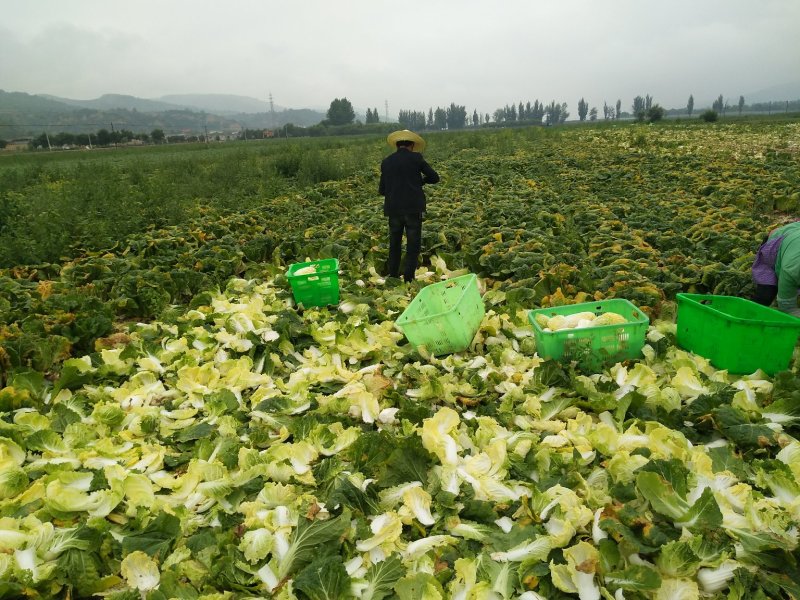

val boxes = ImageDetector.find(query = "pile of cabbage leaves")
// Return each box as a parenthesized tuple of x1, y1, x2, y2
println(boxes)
(2, 263, 800, 600)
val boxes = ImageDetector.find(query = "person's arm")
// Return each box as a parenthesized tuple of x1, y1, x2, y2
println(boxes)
(378, 169, 385, 196)
(776, 281, 800, 317)
(420, 159, 439, 185)
(776, 239, 800, 316)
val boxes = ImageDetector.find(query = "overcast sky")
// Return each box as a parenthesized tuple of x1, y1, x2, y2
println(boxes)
(2, 0, 798, 116)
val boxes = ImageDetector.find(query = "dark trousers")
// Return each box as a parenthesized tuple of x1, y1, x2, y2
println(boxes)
(752, 284, 778, 306)
(387, 213, 422, 281)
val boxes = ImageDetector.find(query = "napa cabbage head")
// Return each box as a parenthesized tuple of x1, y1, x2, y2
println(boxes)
(550, 541, 601, 600)
(121, 550, 160, 593)
(422, 407, 463, 466)
(356, 512, 404, 555)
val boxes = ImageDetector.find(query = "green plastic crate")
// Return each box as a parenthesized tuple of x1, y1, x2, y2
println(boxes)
(676, 293, 800, 375)
(395, 274, 485, 356)
(528, 299, 649, 371)
(286, 258, 340, 308)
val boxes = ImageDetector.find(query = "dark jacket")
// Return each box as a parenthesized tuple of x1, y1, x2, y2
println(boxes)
(379, 148, 439, 216)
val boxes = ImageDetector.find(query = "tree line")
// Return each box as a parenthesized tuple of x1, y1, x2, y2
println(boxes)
(21, 126, 257, 150)
(394, 93, 799, 129)
(10, 92, 797, 151)
(26, 128, 170, 149)
(323, 93, 800, 132)
(397, 98, 612, 129)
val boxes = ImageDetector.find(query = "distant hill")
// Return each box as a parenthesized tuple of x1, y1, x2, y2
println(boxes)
(0, 90, 326, 138)
(157, 94, 270, 115)
(156, 95, 327, 126)
(157, 94, 326, 126)
(38, 93, 186, 113)
(0, 91, 94, 138)
(744, 81, 800, 104)
(0, 90, 77, 113)
(38, 92, 279, 115)
(231, 108, 330, 129)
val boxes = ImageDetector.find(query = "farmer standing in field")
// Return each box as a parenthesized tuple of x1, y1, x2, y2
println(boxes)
(379, 129, 440, 283)
(751, 221, 800, 316)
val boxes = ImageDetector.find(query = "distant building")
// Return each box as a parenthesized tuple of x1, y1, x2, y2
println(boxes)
(3, 138, 33, 151)
(166, 133, 188, 143)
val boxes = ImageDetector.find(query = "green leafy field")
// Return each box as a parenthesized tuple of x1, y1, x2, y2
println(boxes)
(1, 120, 800, 599)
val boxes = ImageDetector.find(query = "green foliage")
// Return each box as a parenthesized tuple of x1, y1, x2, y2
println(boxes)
(647, 104, 665, 122)
(578, 97, 589, 121)
(398, 109, 427, 130)
(433, 107, 447, 129)
(58, 548, 104, 597)
(360, 555, 406, 600)
(632, 95, 646, 121)
(0, 120, 794, 376)
(277, 511, 351, 579)
(293, 555, 351, 600)
(446, 103, 468, 129)
(701, 110, 719, 122)
(2, 215, 800, 597)
(272, 144, 303, 177)
(325, 97, 356, 126)
(122, 512, 182, 557)
(545, 100, 569, 124)
(297, 148, 346, 184)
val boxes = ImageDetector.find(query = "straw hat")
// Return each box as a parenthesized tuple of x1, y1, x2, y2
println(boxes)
(387, 129, 426, 153)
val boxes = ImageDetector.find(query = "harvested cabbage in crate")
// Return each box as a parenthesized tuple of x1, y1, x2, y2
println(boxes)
(534, 310, 628, 332)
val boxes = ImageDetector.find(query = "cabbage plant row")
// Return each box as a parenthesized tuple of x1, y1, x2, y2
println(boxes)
(3, 262, 800, 599)
(2, 121, 800, 599)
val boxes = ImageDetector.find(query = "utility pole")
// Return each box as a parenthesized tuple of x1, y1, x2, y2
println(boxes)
(87, 132, 93, 149)
(110, 122, 117, 148)
(204, 125, 209, 145)
(385, 100, 389, 123)
(44, 131, 52, 151)
(269, 92, 275, 130)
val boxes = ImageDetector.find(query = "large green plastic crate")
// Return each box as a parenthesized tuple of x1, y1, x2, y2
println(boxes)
(676, 293, 800, 375)
(395, 274, 485, 356)
(286, 258, 340, 308)
(528, 299, 649, 371)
